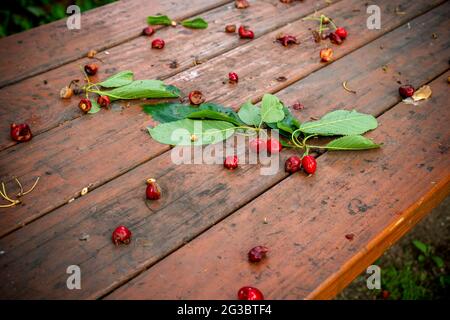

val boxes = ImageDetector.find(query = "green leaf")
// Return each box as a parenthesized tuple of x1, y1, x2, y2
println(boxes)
(300, 110, 378, 136)
(238, 101, 261, 127)
(324, 135, 381, 150)
(431, 256, 444, 268)
(181, 17, 208, 29)
(187, 110, 241, 126)
(88, 99, 101, 114)
(148, 119, 235, 146)
(266, 106, 300, 138)
(96, 80, 179, 101)
(143, 102, 241, 124)
(412, 240, 429, 255)
(147, 15, 173, 26)
(97, 71, 134, 88)
(260, 94, 285, 124)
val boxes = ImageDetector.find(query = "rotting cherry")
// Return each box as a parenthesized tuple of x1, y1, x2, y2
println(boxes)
(225, 24, 236, 33)
(152, 38, 165, 49)
(285, 156, 302, 173)
(146, 178, 161, 200)
(329, 32, 343, 45)
(235, 0, 250, 9)
(237, 286, 264, 300)
(267, 138, 282, 154)
(224, 155, 239, 170)
(335, 27, 348, 39)
(188, 90, 205, 105)
(10, 123, 32, 142)
(112, 225, 132, 245)
(302, 155, 317, 174)
(398, 85, 415, 99)
(249, 138, 266, 153)
(248, 246, 269, 262)
(78, 98, 92, 113)
(97, 95, 111, 108)
(276, 34, 299, 47)
(60, 86, 73, 99)
(228, 72, 239, 83)
(320, 48, 333, 62)
(84, 63, 98, 76)
(238, 26, 254, 39)
(142, 26, 155, 36)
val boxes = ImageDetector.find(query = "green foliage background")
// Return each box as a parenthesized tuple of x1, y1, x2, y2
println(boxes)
(0, 0, 116, 37)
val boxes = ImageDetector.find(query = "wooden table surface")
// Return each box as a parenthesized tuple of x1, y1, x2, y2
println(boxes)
(0, 0, 449, 299)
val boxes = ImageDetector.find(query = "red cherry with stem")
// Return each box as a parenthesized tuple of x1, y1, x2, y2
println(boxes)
(302, 155, 317, 174)
(237, 286, 264, 300)
(228, 72, 239, 83)
(335, 27, 348, 39)
(249, 138, 266, 153)
(398, 85, 415, 99)
(112, 225, 132, 245)
(267, 138, 282, 154)
(224, 155, 238, 170)
(152, 38, 165, 49)
(97, 95, 111, 108)
(285, 156, 301, 173)
(248, 246, 269, 262)
(78, 98, 92, 113)
(146, 178, 161, 200)
(10, 123, 32, 142)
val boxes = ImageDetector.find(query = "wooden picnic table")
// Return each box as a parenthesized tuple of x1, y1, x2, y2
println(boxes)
(0, 0, 449, 299)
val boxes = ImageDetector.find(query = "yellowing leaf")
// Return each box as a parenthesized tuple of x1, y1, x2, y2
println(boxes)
(412, 85, 432, 101)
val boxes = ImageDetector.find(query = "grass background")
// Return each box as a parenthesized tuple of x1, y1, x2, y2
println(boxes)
(0, 0, 115, 37)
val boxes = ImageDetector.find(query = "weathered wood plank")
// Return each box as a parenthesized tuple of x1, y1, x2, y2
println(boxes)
(0, 0, 331, 151)
(0, 0, 444, 238)
(0, 0, 232, 88)
(106, 72, 450, 299)
(0, 4, 448, 299)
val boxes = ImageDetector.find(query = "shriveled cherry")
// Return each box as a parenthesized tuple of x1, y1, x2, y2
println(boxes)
(152, 38, 165, 49)
(267, 138, 282, 154)
(10, 123, 32, 142)
(228, 72, 239, 83)
(225, 24, 236, 33)
(276, 34, 299, 47)
(335, 27, 348, 39)
(249, 138, 266, 153)
(285, 156, 301, 173)
(320, 48, 333, 62)
(302, 155, 317, 174)
(235, 0, 250, 9)
(398, 85, 415, 99)
(97, 95, 111, 108)
(84, 63, 98, 76)
(329, 32, 343, 45)
(78, 98, 92, 113)
(112, 225, 132, 245)
(248, 246, 269, 262)
(224, 155, 239, 170)
(237, 286, 264, 300)
(238, 26, 254, 39)
(142, 26, 155, 36)
(188, 90, 205, 105)
(146, 178, 161, 200)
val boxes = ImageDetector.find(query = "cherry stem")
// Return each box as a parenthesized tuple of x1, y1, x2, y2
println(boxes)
(14, 177, 24, 196)
(20, 177, 40, 196)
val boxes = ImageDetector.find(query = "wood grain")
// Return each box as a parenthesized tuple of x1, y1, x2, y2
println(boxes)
(0, 3, 448, 299)
(107, 72, 450, 299)
(0, 0, 331, 150)
(0, 0, 446, 237)
(0, 0, 232, 88)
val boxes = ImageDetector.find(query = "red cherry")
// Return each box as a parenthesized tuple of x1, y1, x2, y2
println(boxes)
(398, 85, 415, 99)
(152, 38, 165, 49)
(228, 72, 239, 83)
(302, 155, 317, 174)
(285, 156, 301, 173)
(142, 26, 155, 36)
(10, 123, 32, 142)
(84, 63, 98, 76)
(238, 26, 254, 39)
(335, 27, 348, 39)
(249, 138, 266, 153)
(97, 95, 111, 108)
(112, 225, 132, 245)
(224, 155, 238, 170)
(237, 286, 264, 300)
(248, 246, 269, 262)
(267, 138, 282, 154)
(78, 98, 92, 113)
(146, 178, 161, 200)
